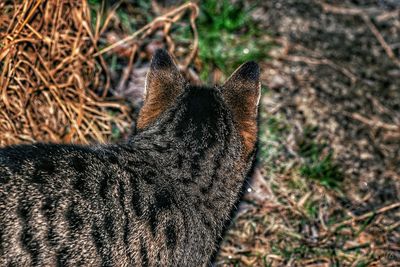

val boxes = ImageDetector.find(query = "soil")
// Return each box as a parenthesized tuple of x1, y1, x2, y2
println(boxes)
(217, 0, 400, 266)
(259, 0, 400, 217)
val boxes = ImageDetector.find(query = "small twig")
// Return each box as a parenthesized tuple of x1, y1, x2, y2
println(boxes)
(182, 3, 199, 69)
(347, 112, 400, 131)
(93, 17, 171, 56)
(332, 202, 400, 230)
(376, 10, 400, 22)
(93, 2, 199, 57)
(319, 1, 400, 66)
(116, 45, 138, 94)
(283, 55, 357, 83)
(319, 2, 364, 15)
(361, 14, 399, 65)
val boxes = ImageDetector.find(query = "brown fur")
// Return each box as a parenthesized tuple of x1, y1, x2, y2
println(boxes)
(222, 63, 261, 157)
(0, 49, 260, 266)
(138, 58, 260, 156)
(137, 58, 185, 129)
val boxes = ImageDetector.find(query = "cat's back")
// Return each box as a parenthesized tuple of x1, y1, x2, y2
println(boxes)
(0, 142, 146, 210)
(0, 143, 105, 189)
(0, 143, 143, 266)
(0, 48, 261, 266)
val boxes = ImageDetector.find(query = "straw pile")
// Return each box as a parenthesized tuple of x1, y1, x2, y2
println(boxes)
(0, 0, 199, 146)
(0, 0, 131, 146)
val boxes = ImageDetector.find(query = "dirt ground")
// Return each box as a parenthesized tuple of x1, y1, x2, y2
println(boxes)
(216, 0, 400, 266)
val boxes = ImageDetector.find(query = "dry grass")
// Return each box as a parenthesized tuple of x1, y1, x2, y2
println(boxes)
(0, 0, 132, 145)
(0, 0, 199, 146)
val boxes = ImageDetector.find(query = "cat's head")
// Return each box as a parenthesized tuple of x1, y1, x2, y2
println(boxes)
(137, 49, 260, 158)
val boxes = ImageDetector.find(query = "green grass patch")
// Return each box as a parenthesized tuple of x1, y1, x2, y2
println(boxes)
(258, 109, 289, 162)
(89, 0, 153, 32)
(298, 127, 343, 189)
(88, 0, 273, 84)
(304, 199, 318, 219)
(299, 152, 343, 189)
(194, 0, 272, 81)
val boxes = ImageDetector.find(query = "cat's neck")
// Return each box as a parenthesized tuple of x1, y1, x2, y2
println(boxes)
(128, 126, 249, 189)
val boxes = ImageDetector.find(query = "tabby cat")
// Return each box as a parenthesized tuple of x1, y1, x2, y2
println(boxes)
(0, 49, 260, 266)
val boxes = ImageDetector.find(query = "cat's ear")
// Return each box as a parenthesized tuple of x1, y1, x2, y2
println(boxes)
(137, 49, 185, 129)
(222, 61, 261, 156)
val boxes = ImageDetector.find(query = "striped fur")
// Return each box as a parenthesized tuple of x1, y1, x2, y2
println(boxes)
(0, 49, 260, 266)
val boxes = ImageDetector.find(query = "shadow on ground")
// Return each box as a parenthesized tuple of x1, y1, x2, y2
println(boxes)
(217, 1, 400, 266)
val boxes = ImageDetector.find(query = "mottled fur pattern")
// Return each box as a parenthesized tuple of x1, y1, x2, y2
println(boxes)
(0, 49, 260, 266)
